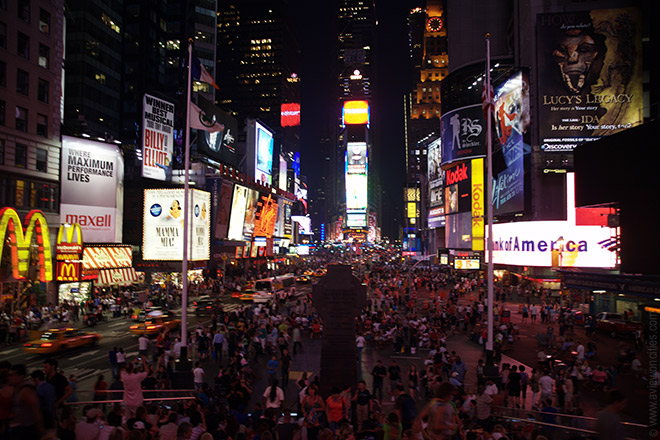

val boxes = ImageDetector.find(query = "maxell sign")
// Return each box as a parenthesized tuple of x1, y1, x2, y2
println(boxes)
(60, 136, 124, 243)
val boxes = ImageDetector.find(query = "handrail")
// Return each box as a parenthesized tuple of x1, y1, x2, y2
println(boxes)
(75, 389, 195, 393)
(492, 406, 649, 428)
(64, 396, 196, 406)
(493, 414, 639, 440)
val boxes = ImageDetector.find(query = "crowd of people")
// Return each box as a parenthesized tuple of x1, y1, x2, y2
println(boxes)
(0, 256, 651, 440)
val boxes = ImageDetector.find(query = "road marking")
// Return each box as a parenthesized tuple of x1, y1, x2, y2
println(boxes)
(69, 349, 99, 360)
(108, 320, 128, 327)
(390, 355, 422, 360)
(0, 348, 17, 355)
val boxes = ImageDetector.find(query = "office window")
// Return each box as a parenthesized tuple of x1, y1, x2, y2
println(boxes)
(0, 60, 5, 86)
(36, 114, 47, 137)
(36, 147, 47, 171)
(15, 143, 27, 168)
(0, 21, 6, 48)
(38, 44, 49, 68)
(39, 8, 50, 34)
(15, 106, 27, 132)
(16, 69, 29, 95)
(17, 32, 29, 58)
(0, 139, 4, 165)
(0, 100, 4, 126)
(18, 0, 29, 22)
(37, 78, 48, 103)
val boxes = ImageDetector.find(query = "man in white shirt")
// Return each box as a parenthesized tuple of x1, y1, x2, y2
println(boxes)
(356, 333, 366, 365)
(138, 335, 149, 357)
(539, 371, 555, 403)
(576, 341, 585, 362)
(193, 362, 205, 392)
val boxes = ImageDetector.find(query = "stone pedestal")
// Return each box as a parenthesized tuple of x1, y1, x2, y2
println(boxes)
(312, 264, 367, 397)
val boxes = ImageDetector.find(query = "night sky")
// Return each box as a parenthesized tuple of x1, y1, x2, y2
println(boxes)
(295, 1, 412, 240)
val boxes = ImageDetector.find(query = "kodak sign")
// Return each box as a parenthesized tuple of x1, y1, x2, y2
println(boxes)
(56, 223, 83, 282)
(471, 159, 485, 251)
(0, 208, 53, 282)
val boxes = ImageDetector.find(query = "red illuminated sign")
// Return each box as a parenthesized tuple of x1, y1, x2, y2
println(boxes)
(281, 103, 300, 127)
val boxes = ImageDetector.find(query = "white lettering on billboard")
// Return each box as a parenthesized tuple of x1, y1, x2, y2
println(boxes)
(142, 94, 174, 181)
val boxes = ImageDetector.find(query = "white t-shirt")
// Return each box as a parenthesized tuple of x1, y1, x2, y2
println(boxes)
(356, 336, 366, 348)
(193, 367, 205, 384)
(576, 344, 585, 360)
(138, 336, 149, 351)
(263, 386, 285, 408)
(484, 383, 498, 396)
(76, 420, 102, 440)
(116, 351, 126, 363)
(539, 375, 554, 394)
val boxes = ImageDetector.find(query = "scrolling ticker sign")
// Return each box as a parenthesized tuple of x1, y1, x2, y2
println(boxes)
(0, 208, 53, 282)
(55, 223, 83, 282)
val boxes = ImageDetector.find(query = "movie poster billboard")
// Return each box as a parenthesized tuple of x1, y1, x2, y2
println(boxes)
(143, 188, 210, 261)
(195, 96, 239, 167)
(206, 178, 233, 241)
(227, 185, 249, 241)
(536, 8, 642, 152)
(242, 188, 260, 240)
(440, 104, 486, 166)
(60, 136, 124, 243)
(253, 194, 278, 238)
(142, 94, 175, 181)
(446, 212, 472, 249)
(427, 137, 445, 228)
(492, 70, 530, 216)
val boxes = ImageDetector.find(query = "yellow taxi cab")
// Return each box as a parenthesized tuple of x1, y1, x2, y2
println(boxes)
(303, 269, 314, 277)
(129, 311, 180, 336)
(239, 288, 257, 302)
(313, 268, 327, 277)
(23, 328, 102, 354)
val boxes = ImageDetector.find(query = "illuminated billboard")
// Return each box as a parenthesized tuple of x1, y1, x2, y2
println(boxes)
(492, 70, 530, 215)
(342, 100, 370, 125)
(195, 96, 239, 167)
(347, 212, 367, 228)
(246, 120, 274, 185)
(142, 94, 174, 181)
(427, 137, 445, 228)
(346, 174, 368, 210)
(440, 104, 486, 165)
(536, 8, 642, 152)
(444, 161, 471, 214)
(278, 155, 288, 191)
(346, 142, 367, 174)
(471, 158, 484, 251)
(227, 185, 249, 240)
(281, 103, 301, 127)
(242, 188, 260, 240)
(60, 136, 124, 243)
(143, 188, 211, 261)
(253, 194, 278, 238)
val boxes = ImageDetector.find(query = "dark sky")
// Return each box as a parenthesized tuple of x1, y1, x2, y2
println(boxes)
(294, 1, 412, 240)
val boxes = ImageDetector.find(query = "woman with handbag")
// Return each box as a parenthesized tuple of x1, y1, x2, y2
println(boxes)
(302, 384, 326, 440)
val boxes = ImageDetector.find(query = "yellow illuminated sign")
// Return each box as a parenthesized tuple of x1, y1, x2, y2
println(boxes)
(0, 208, 53, 282)
(407, 202, 417, 218)
(471, 158, 484, 251)
(644, 306, 660, 314)
(343, 100, 370, 125)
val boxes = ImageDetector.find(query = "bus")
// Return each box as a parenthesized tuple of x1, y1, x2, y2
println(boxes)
(253, 274, 296, 303)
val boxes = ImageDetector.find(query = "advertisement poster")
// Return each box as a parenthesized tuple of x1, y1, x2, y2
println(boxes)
(142, 94, 174, 181)
(440, 104, 486, 166)
(195, 95, 239, 167)
(445, 212, 472, 249)
(60, 136, 124, 243)
(242, 188, 260, 240)
(444, 161, 471, 215)
(227, 185, 249, 241)
(537, 8, 642, 152)
(256, 124, 273, 185)
(427, 137, 445, 228)
(346, 142, 367, 174)
(143, 189, 210, 261)
(253, 194, 278, 238)
(346, 174, 368, 210)
(278, 155, 288, 191)
(206, 178, 233, 241)
(492, 70, 530, 215)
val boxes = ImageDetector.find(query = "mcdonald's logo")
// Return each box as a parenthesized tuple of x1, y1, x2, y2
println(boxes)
(56, 223, 83, 255)
(56, 261, 80, 282)
(0, 208, 53, 282)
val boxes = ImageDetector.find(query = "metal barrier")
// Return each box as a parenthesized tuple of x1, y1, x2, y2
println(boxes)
(64, 396, 197, 406)
(492, 406, 649, 440)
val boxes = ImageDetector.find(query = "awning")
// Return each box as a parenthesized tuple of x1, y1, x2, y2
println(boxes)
(97, 268, 138, 286)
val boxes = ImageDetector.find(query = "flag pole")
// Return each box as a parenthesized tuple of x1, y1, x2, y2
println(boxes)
(485, 33, 495, 366)
(180, 38, 193, 365)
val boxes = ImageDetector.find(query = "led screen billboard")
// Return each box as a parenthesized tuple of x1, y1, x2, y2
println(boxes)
(445, 212, 472, 249)
(246, 120, 273, 185)
(346, 174, 368, 210)
(206, 178, 233, 241)
(444, 161, 471, 214)
(60, 136, 124, 243)
(227, 185, 249, 240)
(242, 188, 260, 240)
(347, 212, 367, 228)
(281, 103, 300, 127)
(142, 94, 174, 181)
(278, 155, 288, 191)
(536, 8, 642, 152)
(143, 188, 210, 261)
(440, 104, 486, 165)
(492, 70, 530, 215)
(253, 194, 278, 238)
(427, 137, 445, 228)
(342, 100, 370, 125)
(346, 142, 367, 174)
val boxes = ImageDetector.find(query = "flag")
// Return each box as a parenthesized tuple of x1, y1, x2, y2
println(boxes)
(191, 55, 219, 90)
(190, 101, 224, 133)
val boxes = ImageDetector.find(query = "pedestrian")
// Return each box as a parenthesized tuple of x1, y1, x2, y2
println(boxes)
(596, 389, 627, 440)
(302, 384, 326, 440)
(325, 386, 348, 433)
(352, 380, 371, 431)
(193, 361, 205, 392)
(43, 358, 72, 409)
(388, 360, 401, 401)
(356, 332, 366, 366)
(7, 363, 45, 439)
(267, 354, 279, 381)
(281, 348, 291, 387)
(263, 378, 285, 412)
(108, 347, 119, 379)
(212, 329, 225, 365)
(506, 365, 521, 408)
(394, 384, 417, 431)
(371, 360, 386, 402)
(121, 357, 148, 418)
(116, 348, 126, 372)
(407, 364, 420, 400)
(292, 325, 302, 355)
(413, 382, 458, 440)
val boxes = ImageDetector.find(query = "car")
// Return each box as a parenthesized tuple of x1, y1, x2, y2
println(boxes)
(130, 311, 181, 336)
(296, 275, 311, 284)
(239, 288, 257, 301)
(23, 328, 102, 354)
(595, 312, 642, 337)
(313, 268, 327, 277)
(131, 306, 163, 322)
(193, 296, 221, 315)
(303, 269, 314, 277)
